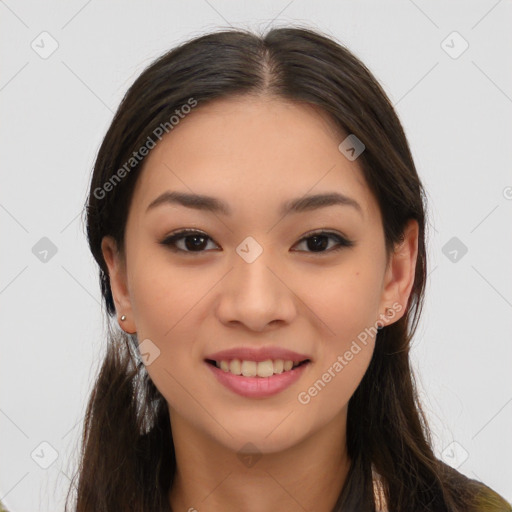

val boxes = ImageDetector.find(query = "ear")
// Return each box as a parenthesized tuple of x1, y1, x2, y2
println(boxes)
(101, 235, 137, 334)
(378, 219, 419, 327)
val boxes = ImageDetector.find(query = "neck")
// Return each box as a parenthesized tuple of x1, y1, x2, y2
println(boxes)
(168, 407, 351, 512)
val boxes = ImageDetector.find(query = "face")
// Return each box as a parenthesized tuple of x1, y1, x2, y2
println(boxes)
(102, 95, 418, 454)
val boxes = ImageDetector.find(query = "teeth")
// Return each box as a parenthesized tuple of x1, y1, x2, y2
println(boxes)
(229, 359, 241, 375)
(214, 358, 305, 377)
(273, 359, 284, 374)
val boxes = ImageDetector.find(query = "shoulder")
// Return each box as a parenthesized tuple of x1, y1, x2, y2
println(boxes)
(469, 481, 512, 512)
(438, 460, 511, 512)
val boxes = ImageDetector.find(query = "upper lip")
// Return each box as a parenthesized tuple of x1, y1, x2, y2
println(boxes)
(205, 346, 312, 363)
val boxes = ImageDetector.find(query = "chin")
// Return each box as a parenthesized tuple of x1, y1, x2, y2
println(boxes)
(213, 415, 311, 455)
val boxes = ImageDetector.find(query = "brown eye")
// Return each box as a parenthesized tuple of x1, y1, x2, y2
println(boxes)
(160, 229, 354, 255)
(161, 229, 219, 253)
(292, 231, 354, 253)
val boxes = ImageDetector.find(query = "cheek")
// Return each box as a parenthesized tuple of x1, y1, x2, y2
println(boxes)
(296, 340, 374, 427)
(127, 253, 222, 382)
(300, 260, 383, 342)
(127, 244, 207, 340)
(291, 260, 381, 412)
(127, 264, 212, 415)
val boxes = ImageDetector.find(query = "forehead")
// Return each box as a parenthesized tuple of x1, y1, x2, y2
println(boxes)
(130, 95, 379, 222)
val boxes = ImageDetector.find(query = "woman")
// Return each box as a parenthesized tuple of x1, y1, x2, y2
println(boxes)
(66, 27, 511, 511)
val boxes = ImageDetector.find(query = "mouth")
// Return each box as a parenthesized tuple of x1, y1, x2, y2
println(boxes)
(204, 356, 312, 398)
(205, 358, 311, 378)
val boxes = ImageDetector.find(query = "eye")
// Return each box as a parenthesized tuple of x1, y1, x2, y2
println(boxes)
(160, 229, 354, 255)
(160, 229, 219, 253)
(291, 230, 354, 254)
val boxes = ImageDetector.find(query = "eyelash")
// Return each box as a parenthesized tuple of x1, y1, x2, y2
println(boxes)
(160, 228, 354, 255)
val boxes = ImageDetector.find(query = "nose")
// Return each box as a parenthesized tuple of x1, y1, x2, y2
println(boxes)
(214, 246, 298, 332)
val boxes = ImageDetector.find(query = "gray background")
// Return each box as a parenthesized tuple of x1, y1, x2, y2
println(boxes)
(1, 1, 511, 510)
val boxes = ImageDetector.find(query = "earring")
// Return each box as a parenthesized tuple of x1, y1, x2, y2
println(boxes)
(377, 307, 393, 331)
(120, 315, 126, 321)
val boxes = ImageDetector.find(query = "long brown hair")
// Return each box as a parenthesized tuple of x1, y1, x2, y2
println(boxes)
(66, 26, 509, 511)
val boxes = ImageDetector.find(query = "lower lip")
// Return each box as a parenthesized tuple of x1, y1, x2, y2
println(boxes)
(205, 361, 310, 398)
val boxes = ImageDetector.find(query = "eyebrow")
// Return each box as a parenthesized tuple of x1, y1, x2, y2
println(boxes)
(146, 190, 363, 217)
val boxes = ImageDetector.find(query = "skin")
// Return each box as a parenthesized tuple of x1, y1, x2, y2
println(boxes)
(102, 95, 418, 512)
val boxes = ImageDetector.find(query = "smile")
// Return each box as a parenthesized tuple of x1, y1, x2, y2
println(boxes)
(206, 358, 310, 377)
(205, 358, 311, 398)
